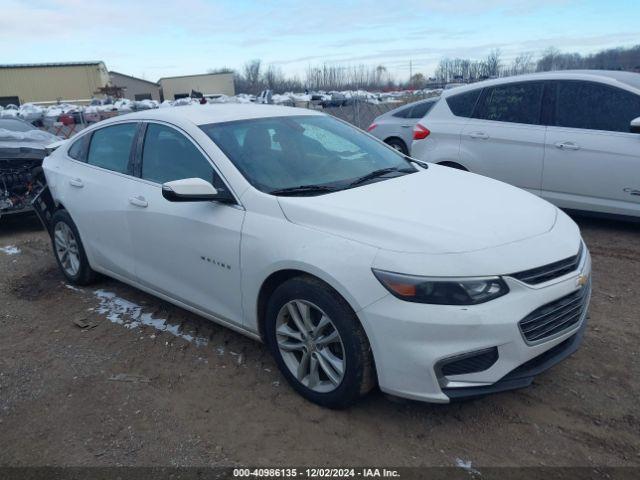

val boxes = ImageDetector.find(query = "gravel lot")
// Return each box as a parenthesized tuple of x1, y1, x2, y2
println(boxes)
(0, 213, 638, 469)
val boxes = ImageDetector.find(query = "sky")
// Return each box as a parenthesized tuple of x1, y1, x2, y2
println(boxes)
(1, 0, 638, 83)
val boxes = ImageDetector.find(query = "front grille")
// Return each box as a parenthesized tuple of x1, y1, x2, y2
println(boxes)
(519, 281, 590, 343)
(439, 347, 499, 377)
(511, 243, 583, 285)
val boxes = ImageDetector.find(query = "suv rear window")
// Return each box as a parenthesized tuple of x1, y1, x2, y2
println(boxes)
(446, 90, 481, 118)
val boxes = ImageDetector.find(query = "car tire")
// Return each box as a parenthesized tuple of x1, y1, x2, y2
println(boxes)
(265, 275, 376, 409)
(385, 138, 409, 155)
(50, 209, 97, 286)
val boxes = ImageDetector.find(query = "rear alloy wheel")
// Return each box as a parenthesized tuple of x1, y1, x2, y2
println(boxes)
(54, 222, 81, 277)
(385, 138, 409, 155)
(50, 209, 97, 285)
(265, 276, 376, 408)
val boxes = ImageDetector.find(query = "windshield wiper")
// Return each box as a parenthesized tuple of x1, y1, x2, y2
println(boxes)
(270, 184, 336, 196)
(405, 157, 429, 169)
(348, 167, 413, 187)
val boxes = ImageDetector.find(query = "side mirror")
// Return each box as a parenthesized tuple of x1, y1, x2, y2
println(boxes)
(631, 117, 640, 134)
(162, 178, 219, 202)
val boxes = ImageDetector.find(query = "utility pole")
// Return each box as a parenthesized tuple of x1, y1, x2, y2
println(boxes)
(409, 58, 413, 88)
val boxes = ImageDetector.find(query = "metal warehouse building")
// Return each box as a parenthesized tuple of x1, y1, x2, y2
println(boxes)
(0, 61, 110, 106)
(109, 71, 161, 101)
(158, 72, 235, 100)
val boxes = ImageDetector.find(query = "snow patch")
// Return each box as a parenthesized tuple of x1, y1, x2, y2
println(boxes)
(64, 284, 83, 292)
(93, 289, 208, 346)
(0, 245, 20, 255)
(455, 458, 481, 476)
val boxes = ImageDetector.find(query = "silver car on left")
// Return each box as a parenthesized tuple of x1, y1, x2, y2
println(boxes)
(367, 98, 438, 155)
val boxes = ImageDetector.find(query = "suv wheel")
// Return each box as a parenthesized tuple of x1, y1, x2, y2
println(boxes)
(50, 210, 97, 285)
(265, 276, 376, 408)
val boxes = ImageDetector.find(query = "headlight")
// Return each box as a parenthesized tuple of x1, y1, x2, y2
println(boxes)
(372, 269, 509, 305)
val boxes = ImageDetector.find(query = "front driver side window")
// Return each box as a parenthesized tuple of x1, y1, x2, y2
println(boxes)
(555, 81, 640, 133)
(141, 124, 214, 185)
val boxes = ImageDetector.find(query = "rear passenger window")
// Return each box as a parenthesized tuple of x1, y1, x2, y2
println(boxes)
(392, 106, 412, 118)
(475, 82, 544, 125)
(555, 81, 640, 133)
(408, 101, 436, 119)
(446, 89, 481, 118)
(87, 123, 137, 174)
(142, 124, 214, 185)
(67, 137, 85, 161)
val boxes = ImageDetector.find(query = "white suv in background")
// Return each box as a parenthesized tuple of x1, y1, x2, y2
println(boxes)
(411, 70, 640, 219)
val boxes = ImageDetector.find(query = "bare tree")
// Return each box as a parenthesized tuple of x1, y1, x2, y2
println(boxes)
(509, 52, 535, 76)
(240, 59, 264, 94)
(483, 49, 502, 78)
(227, 44, 640, 95)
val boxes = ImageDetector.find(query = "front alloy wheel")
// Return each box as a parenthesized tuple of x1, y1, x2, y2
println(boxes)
(265, 276, 376, 408)
(276, 300, 346, 393)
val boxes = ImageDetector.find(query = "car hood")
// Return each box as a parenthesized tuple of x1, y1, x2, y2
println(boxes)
(277, 166, 558, 255)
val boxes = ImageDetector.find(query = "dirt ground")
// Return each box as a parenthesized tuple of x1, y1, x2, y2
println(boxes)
(0, 212, 638, 470)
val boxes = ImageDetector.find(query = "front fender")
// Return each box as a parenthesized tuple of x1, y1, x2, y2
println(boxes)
(239, 210, 387, 332)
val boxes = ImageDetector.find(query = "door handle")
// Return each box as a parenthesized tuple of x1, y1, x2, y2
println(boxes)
(469, 132, 489, 139)
(401, 124, 412, 128)
(555, 142, 580, 150)
(129, 195, 148, 208)
(69, 178, 83, 188)
(623, 188, 640, 197)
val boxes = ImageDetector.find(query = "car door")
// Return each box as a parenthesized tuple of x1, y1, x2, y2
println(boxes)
(542, 80, 640, 216)
(56, 122, 140, 279)
(459, 81, 546, 194)
(125, 121, 246, 325)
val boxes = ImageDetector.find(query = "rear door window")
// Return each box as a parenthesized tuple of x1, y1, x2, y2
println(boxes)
(408, 101, 436, 119)
(474, 82, 544, 125)
(554, 81, 640, 133)
(67, 136, 86, 161)
(446, 89, 481, 118)
(141, 123, 214, 185)
(392, 106, 413, 118)
(87, 123, 137, 174)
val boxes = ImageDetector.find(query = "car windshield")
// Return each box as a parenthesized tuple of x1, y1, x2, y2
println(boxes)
(0, 119, 34, 132)
(200, 115, 416, 195)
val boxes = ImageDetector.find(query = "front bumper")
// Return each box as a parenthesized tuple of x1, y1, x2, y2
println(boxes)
(359, 248, 592, 403)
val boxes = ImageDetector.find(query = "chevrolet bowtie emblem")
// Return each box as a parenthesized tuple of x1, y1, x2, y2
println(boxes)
(577, 274, 588, 287)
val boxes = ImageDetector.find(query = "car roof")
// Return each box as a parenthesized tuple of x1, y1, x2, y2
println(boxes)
(98, 103, 324, 127)
(441, 70, 640, 97)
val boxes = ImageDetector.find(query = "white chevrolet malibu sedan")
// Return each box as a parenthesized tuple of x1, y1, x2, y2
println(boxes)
(41, 104, 591, 408)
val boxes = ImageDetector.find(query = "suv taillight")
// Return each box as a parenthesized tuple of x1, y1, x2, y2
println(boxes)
(413, 124, 430, 140)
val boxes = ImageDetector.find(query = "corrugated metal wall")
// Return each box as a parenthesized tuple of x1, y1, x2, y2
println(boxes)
(109, 73, 160, 101)
(0, 63, 109, 104)
(159, 73, 235, 100)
